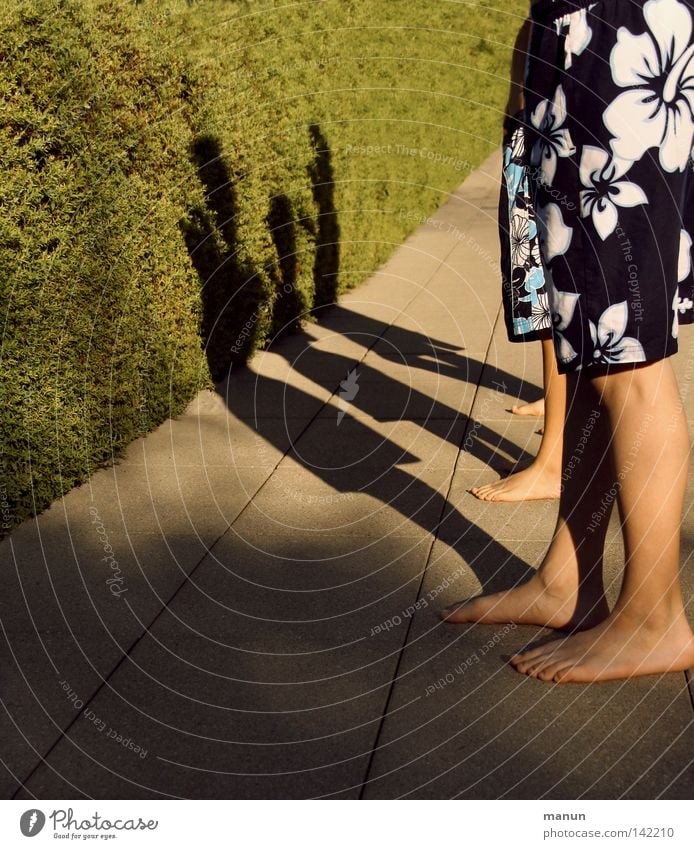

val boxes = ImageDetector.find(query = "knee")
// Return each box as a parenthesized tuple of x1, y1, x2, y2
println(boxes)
(597, 375, 645, 410)
(590, 359, 677, 414)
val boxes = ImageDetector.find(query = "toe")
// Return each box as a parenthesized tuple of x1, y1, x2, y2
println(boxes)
(489, 489, 508, 502)
(440, 600, 472, 622)
(518, 655, 553, 675)
(536, 668, 556, 682)
(515, 657, 550, 678)
(552, 664, 580, 684)
(440, 603, 459, 620)
(512, 656, 540, 673)
(537, 658, 571, 681)
(510, 645, 548, 666)
(522, 659, 546, 677)
(513, 642, 565, 674)
(527, 650, 565, 679)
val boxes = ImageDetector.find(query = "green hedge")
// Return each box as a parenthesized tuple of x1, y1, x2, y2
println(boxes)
(0, 0, 524, 534)
(0, 0, 211, 530)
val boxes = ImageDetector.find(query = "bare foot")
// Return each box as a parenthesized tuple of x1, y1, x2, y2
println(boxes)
(497, 455, 531, 474)
(470, 461, 561, 501)
(510, 612, 694, 682)
(511, 398, 545, 417)
(440, 568, 609, 632)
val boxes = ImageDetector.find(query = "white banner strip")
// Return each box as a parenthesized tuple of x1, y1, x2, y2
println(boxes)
(1, 799, 692, 848)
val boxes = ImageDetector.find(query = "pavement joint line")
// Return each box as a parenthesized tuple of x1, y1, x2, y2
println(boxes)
(358, 299, 503, 798)
(686, 669, 694, 716)
(355, 517, 440, 798)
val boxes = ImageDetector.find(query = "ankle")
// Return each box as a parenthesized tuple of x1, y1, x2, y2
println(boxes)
(612, 600, 689, 633)
(536, 563, 577, 596)
(532, 452, 562, 476)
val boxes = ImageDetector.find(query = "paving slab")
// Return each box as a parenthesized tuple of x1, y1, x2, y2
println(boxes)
(0, 509, 229, 798)
(14, 532, 434, 799)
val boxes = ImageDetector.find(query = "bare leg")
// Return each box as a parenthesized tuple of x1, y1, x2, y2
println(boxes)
(443, 370, 610, 630)
(512, 358, 694, 682)
(472, 333, 564, 501)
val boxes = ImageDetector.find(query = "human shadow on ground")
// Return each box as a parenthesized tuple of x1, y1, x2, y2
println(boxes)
(219, 330, 540, 595)
(254, 303, 541, 470)
(316, 303, 535, 390)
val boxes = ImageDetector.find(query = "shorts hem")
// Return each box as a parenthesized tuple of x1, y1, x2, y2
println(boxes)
(555, 348, 679, 375)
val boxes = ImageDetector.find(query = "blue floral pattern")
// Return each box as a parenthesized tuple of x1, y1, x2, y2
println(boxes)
(499, 115, 551, 341)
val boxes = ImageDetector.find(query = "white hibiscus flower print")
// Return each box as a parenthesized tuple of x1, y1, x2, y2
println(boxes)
(510, 213, 531, 267)
(510, 124, 525, 161)
(537, 202, 573, 262)
(578, 146, 648, 240)
(554, 8, 594, 68)
(550, 289, 581, 364)
(530, 85, 576, 186)
(589, 302, 646, 363)
(531, 294, 552, 331)
(678, 229, 692, 281)
(604, 0, 694, 172)
(674, 229, 694, 337)
(672, 290, 680, 339)
(672, 291, 694, 338)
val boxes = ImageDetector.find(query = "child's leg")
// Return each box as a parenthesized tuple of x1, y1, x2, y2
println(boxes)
(472, 333, 564, 502)
(512, 358, 694, 682)
(443, 367, 611, 630)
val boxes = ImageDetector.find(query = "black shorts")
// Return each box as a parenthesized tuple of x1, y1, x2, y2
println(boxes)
(525, 0, 694, 373)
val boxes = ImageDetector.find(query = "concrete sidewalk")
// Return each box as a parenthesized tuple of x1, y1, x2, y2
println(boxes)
(2, 149, 693, 799)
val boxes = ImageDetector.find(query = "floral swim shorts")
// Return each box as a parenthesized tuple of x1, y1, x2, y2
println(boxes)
(499, 113, 552, 342)
(525, 0, 694, 372)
